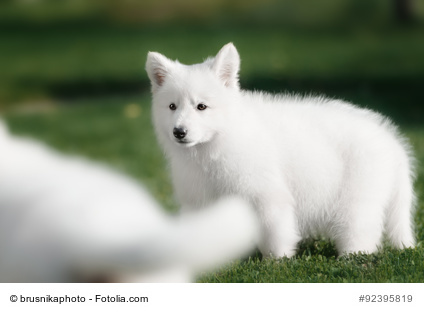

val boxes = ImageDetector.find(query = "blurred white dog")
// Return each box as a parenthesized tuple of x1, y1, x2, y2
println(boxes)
(0, 120, 259, 283)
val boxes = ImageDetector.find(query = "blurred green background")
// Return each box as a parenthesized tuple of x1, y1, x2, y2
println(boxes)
(1, 0, 424, 282)
(1, 0, 424, 200)
(1, 0, 424, 119)
(1, 0, 424, 206)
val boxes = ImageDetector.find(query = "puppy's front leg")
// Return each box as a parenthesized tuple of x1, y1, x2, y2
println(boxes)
(256, 193, 300, 258)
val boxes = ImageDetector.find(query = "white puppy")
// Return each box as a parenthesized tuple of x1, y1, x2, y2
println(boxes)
(146, 42, 416, 258)
(0, 120, 259, 282)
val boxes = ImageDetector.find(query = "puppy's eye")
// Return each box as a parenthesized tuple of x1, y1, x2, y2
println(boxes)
(197, 103, 207, 111)
(169, 103, 177, 110)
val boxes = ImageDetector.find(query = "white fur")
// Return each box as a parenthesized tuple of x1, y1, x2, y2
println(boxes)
(0, 120, 259, 282)
(146, 42, 416, 258)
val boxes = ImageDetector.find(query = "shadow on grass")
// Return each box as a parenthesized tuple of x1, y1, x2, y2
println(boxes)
(296, 239, 339, 258)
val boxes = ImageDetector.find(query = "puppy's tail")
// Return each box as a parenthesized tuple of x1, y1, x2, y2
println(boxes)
(175, 197, 260, 275)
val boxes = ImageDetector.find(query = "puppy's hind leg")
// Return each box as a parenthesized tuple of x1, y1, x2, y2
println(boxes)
(385, 163, 416, 249)
(334, 201, 385, 255)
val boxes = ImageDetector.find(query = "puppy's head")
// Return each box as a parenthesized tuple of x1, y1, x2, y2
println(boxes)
(146, 43, 241, 148)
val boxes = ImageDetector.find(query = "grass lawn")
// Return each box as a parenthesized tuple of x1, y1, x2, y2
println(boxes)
(3, 93, 424, 283)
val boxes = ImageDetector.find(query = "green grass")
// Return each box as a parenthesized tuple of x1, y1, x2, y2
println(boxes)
(198, 248, 424, 283)
(4, 94, 424, 283)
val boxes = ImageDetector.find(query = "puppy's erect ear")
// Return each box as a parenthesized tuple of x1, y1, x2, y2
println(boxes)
(146, 52, 174, 92)
(211, 43, 240, 89)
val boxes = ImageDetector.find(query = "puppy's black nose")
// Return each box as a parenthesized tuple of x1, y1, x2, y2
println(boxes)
(173, 127, 187, 139)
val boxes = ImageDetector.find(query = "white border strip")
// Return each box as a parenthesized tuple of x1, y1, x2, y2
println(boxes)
(1, 283, 423, 313)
